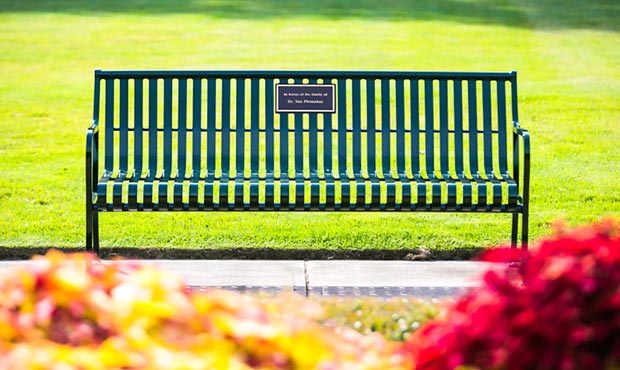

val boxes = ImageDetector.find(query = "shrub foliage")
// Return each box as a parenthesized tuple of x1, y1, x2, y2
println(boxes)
(402, 219, 620, 370)
(2, 219, 619, 369)
(0, 251, 410, 369)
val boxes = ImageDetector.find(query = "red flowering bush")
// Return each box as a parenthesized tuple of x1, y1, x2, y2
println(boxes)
(402, 218, 620, 370)
(0, 251, 410, 369)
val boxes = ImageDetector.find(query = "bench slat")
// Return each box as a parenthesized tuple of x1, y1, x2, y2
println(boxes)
(251, 78, 260, 181)
(497, 80, 508, 175)
(173, 79, 187, 208)
(265, 79, 275, 182)
(147, 79, 158, 181)
(439, 79, 449, 178)
(294, 81, 304, 180)
(119, 79, 129, 177)
(366, 80, 377, 178)
(351, 79, 362, 177)
(294, 79, 305, 207)
(467, 80, 479, 177)
(381, 79, 391, 179)
(395, 79, 406, 177)
(453, 80, 464, 176)
(163, 78, 173, 181)
(206, 78, 217, 181)
(308, 78, 320, 183)
(280, 107, 290, 205)
(133, 79, 144, 182)
(128, 79, 144, 209)
(177, 78, 188, 180)
(409, 80, 420, 177)
(424, 79, 435, 178)
(222, 79, 233, 182)
(482, 79, 494, 176)
(337, 79, 347, 180)
(191, 78, 202, 181)
(104, 79, 115, 176)
(234, 78, 245, 207)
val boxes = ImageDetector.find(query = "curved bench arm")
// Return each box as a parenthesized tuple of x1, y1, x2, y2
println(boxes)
(86, 120, 100, 252)
(86, 120, 99, 209)
(513, 127, 530, 154)
(513, 124, 531, 248)
(513, 125, 530, 186)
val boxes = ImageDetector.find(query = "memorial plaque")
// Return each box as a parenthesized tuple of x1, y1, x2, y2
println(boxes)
(276, 84, 335, 113)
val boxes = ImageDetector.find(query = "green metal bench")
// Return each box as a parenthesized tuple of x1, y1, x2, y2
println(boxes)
(86, 70, 530, 255)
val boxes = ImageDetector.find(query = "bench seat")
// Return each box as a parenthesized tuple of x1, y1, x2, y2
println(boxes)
(97, 172, 520, 212)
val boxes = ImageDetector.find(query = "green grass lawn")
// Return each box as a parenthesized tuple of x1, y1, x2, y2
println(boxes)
(0, 0, 619, 257)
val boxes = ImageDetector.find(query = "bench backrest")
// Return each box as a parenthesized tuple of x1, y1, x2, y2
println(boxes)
(93, 70, 519, 182)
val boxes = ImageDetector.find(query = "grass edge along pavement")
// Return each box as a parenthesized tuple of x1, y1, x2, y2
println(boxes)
(0, 246, 485, 261)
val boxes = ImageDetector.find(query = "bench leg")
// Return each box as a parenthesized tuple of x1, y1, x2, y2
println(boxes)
(521, 209, 529, 251)
(86, 205, 93, 252)
(86, 206, 100, 255)
(511, 213, 519, 249)
(93, 212, 100, 255)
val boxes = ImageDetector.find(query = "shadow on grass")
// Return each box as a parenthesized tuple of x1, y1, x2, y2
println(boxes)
(0, 246, 485, 260)
(1, 0, 619, 31)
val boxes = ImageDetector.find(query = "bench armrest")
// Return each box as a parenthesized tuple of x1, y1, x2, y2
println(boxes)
(512, 124, 530, 213)
(513, 126, 530, 155)
(88, 120, 99, 133)
(513, 125, 531, 182)
(86, 120, 99, 207)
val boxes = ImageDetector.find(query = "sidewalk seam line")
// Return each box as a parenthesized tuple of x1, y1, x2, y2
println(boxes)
(304, 261, 309, 298)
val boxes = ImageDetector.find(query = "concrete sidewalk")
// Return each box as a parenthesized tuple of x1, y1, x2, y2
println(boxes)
(0, 260, 494, 299)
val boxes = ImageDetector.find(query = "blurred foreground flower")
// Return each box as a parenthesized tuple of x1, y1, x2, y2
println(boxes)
(402, 218, 620, 370)
(0, 250, 409, 369)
